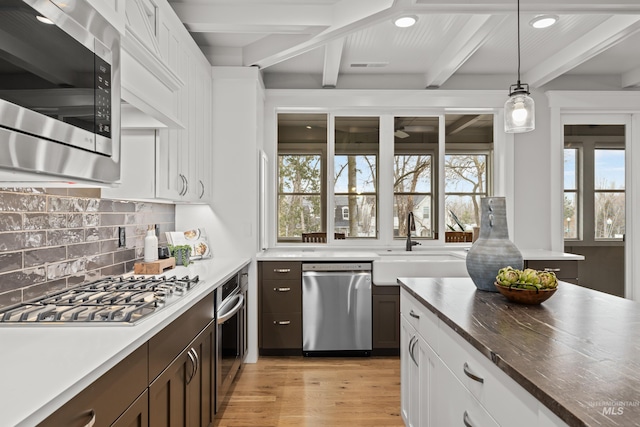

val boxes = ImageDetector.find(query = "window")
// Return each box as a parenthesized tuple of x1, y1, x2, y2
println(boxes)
(334, 117, 379, 238)
(276, 112, 494, 244)
(341, 207, 349, 220)
(594, 148, 625, 239)
(443, 114, 493, 237)
(564, 124, 625, 242)
(393, 117, 437, 239)
(277, 114, 327, 241)
(564, 148, 578, 239)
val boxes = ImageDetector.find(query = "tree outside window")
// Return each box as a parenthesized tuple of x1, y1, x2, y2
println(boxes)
(444, 154, 487, 232)
(278, 154, 322, 238)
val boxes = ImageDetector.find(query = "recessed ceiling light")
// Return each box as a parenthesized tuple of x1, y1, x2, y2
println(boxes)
(36, 15, 54, 25)
(529, 14, 558, 29)
(394, 15, 418, 28)
(306, 125, 312, 129)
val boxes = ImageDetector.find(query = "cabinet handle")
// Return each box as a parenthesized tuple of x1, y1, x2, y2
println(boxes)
(192, 347, 200, 379)
(463, 410, 474, 427)
(274, 287, 291, 292)
(273, 268, 291, 273)
(183, 176, 189, 196)
(544, 268, 561, 272)
(186, 348, 197, 384)
(199, 180, 205, 199)
(409, 310, 420, 319)
(179, 174, 187, 196)
(83, 410, 96, 427)
(408, 336, 418, 367)
(274, 320, 291, 325)
(463, 362, 484, 383)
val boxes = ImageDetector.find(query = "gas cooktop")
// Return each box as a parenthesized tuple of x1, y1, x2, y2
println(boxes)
(0, 275, 200, 325)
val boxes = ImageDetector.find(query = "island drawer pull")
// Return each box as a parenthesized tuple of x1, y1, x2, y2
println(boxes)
(544, 267, 561, 272)
(274, 320, 291, 325)
(274, 287, 291, 292)
(463, 410, 474, 427)
(463, 362, 484, 383)
(274, 268, 291, 273)
(409, 310, 420, 319)
(84, 410, 96, 427)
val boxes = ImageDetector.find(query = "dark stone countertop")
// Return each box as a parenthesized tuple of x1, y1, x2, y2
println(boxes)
(399, 277, 640, 427)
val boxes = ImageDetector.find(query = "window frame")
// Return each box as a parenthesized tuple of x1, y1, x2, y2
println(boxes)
(273, 108, 503, 247)
(593, 146, 625, 241)
(563, 132, 625, 244)
(563, 146, 580, 240)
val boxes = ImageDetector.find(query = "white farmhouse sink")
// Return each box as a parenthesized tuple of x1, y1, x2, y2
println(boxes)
(373, 251, 469, 285)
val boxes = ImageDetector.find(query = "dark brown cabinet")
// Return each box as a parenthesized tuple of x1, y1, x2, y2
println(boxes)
(40, 289, 218, 427)
(372, 285, 400, 355)
(111, 390, 148, 427)
(259, 261, 302, 354)
(525, 259, 579, 284)
(38, 345, 148, 427)
(149, 320, 215, 427)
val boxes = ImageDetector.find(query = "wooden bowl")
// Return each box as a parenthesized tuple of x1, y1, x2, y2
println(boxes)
(494, 282, 557, 305)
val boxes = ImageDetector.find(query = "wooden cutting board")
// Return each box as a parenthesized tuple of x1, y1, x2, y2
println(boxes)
(134, 257, 176, 275)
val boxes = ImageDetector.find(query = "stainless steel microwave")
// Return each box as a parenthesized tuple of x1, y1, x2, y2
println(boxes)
(0, 0, 121, 183)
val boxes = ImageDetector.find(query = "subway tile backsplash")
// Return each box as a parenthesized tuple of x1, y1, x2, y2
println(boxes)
(0, 188, 175, 309)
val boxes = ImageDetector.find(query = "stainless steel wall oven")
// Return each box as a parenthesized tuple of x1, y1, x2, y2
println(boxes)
(216, 269, 247, 411)
(0, 0, 121, 183)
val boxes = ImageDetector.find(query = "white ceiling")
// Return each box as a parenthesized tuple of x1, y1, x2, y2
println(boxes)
(167, 0, 640, 89)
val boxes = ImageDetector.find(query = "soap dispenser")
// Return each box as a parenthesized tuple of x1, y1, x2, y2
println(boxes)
(144, 225, 158, 262)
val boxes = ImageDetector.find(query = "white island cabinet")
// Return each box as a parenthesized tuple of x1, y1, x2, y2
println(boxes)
(400, 287, 567, 427)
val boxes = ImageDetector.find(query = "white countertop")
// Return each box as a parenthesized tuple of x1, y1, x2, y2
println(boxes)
(519, 249, 585, 261)
(0, 256, 250, 427)
(257, 249, 379, 261)
(258, 248, 584, 262)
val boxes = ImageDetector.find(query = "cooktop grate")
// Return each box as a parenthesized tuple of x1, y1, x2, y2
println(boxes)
(0, 275, 200, 325)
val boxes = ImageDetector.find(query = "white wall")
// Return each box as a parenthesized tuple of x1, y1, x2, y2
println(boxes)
(511, 89, 553, 250)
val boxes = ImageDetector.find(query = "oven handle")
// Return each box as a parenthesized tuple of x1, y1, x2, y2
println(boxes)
(217, 294, 244, 324)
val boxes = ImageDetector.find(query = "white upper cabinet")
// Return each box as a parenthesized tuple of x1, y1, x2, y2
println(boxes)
(110, 0, 212, 204)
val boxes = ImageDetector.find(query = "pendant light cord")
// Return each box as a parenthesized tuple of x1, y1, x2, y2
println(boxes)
(517, 0, 521, 86)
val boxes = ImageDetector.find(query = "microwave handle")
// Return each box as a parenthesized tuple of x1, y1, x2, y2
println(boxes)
(217, 294, 244, 324)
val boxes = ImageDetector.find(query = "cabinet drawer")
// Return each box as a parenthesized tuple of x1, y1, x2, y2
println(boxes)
(261, 280, 301, 313)
(525, 260, 578, 280)
(437, 323, 539, 427)
(437, 361, 500, 427)
(260, 261, 302, 281)
(39, 344, 148, 427)
(400, 290, 439, 352)
(148, 291, 215, 381)
(261, 312, 302, 349)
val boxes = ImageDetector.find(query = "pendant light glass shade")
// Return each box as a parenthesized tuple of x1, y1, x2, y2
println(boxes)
(504, 0, 535, 133)
(504, 83, 535, 133)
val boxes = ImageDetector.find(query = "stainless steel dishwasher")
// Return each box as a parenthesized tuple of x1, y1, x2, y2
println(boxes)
(302, 263, 372, 356)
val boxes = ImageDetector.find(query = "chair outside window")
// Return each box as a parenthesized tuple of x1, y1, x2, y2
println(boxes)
(301, 232, 346, 243)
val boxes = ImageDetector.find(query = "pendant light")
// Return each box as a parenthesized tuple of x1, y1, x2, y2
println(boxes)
(504, 0, 535, 133)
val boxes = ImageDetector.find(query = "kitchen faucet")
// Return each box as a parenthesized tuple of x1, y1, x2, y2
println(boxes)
(406, 212, 421, 251)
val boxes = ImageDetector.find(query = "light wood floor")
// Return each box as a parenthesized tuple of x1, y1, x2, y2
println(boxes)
(214, 356, 403, 427)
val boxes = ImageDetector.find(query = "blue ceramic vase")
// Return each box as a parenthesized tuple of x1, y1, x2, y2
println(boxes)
(466, 197, 523, 292)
